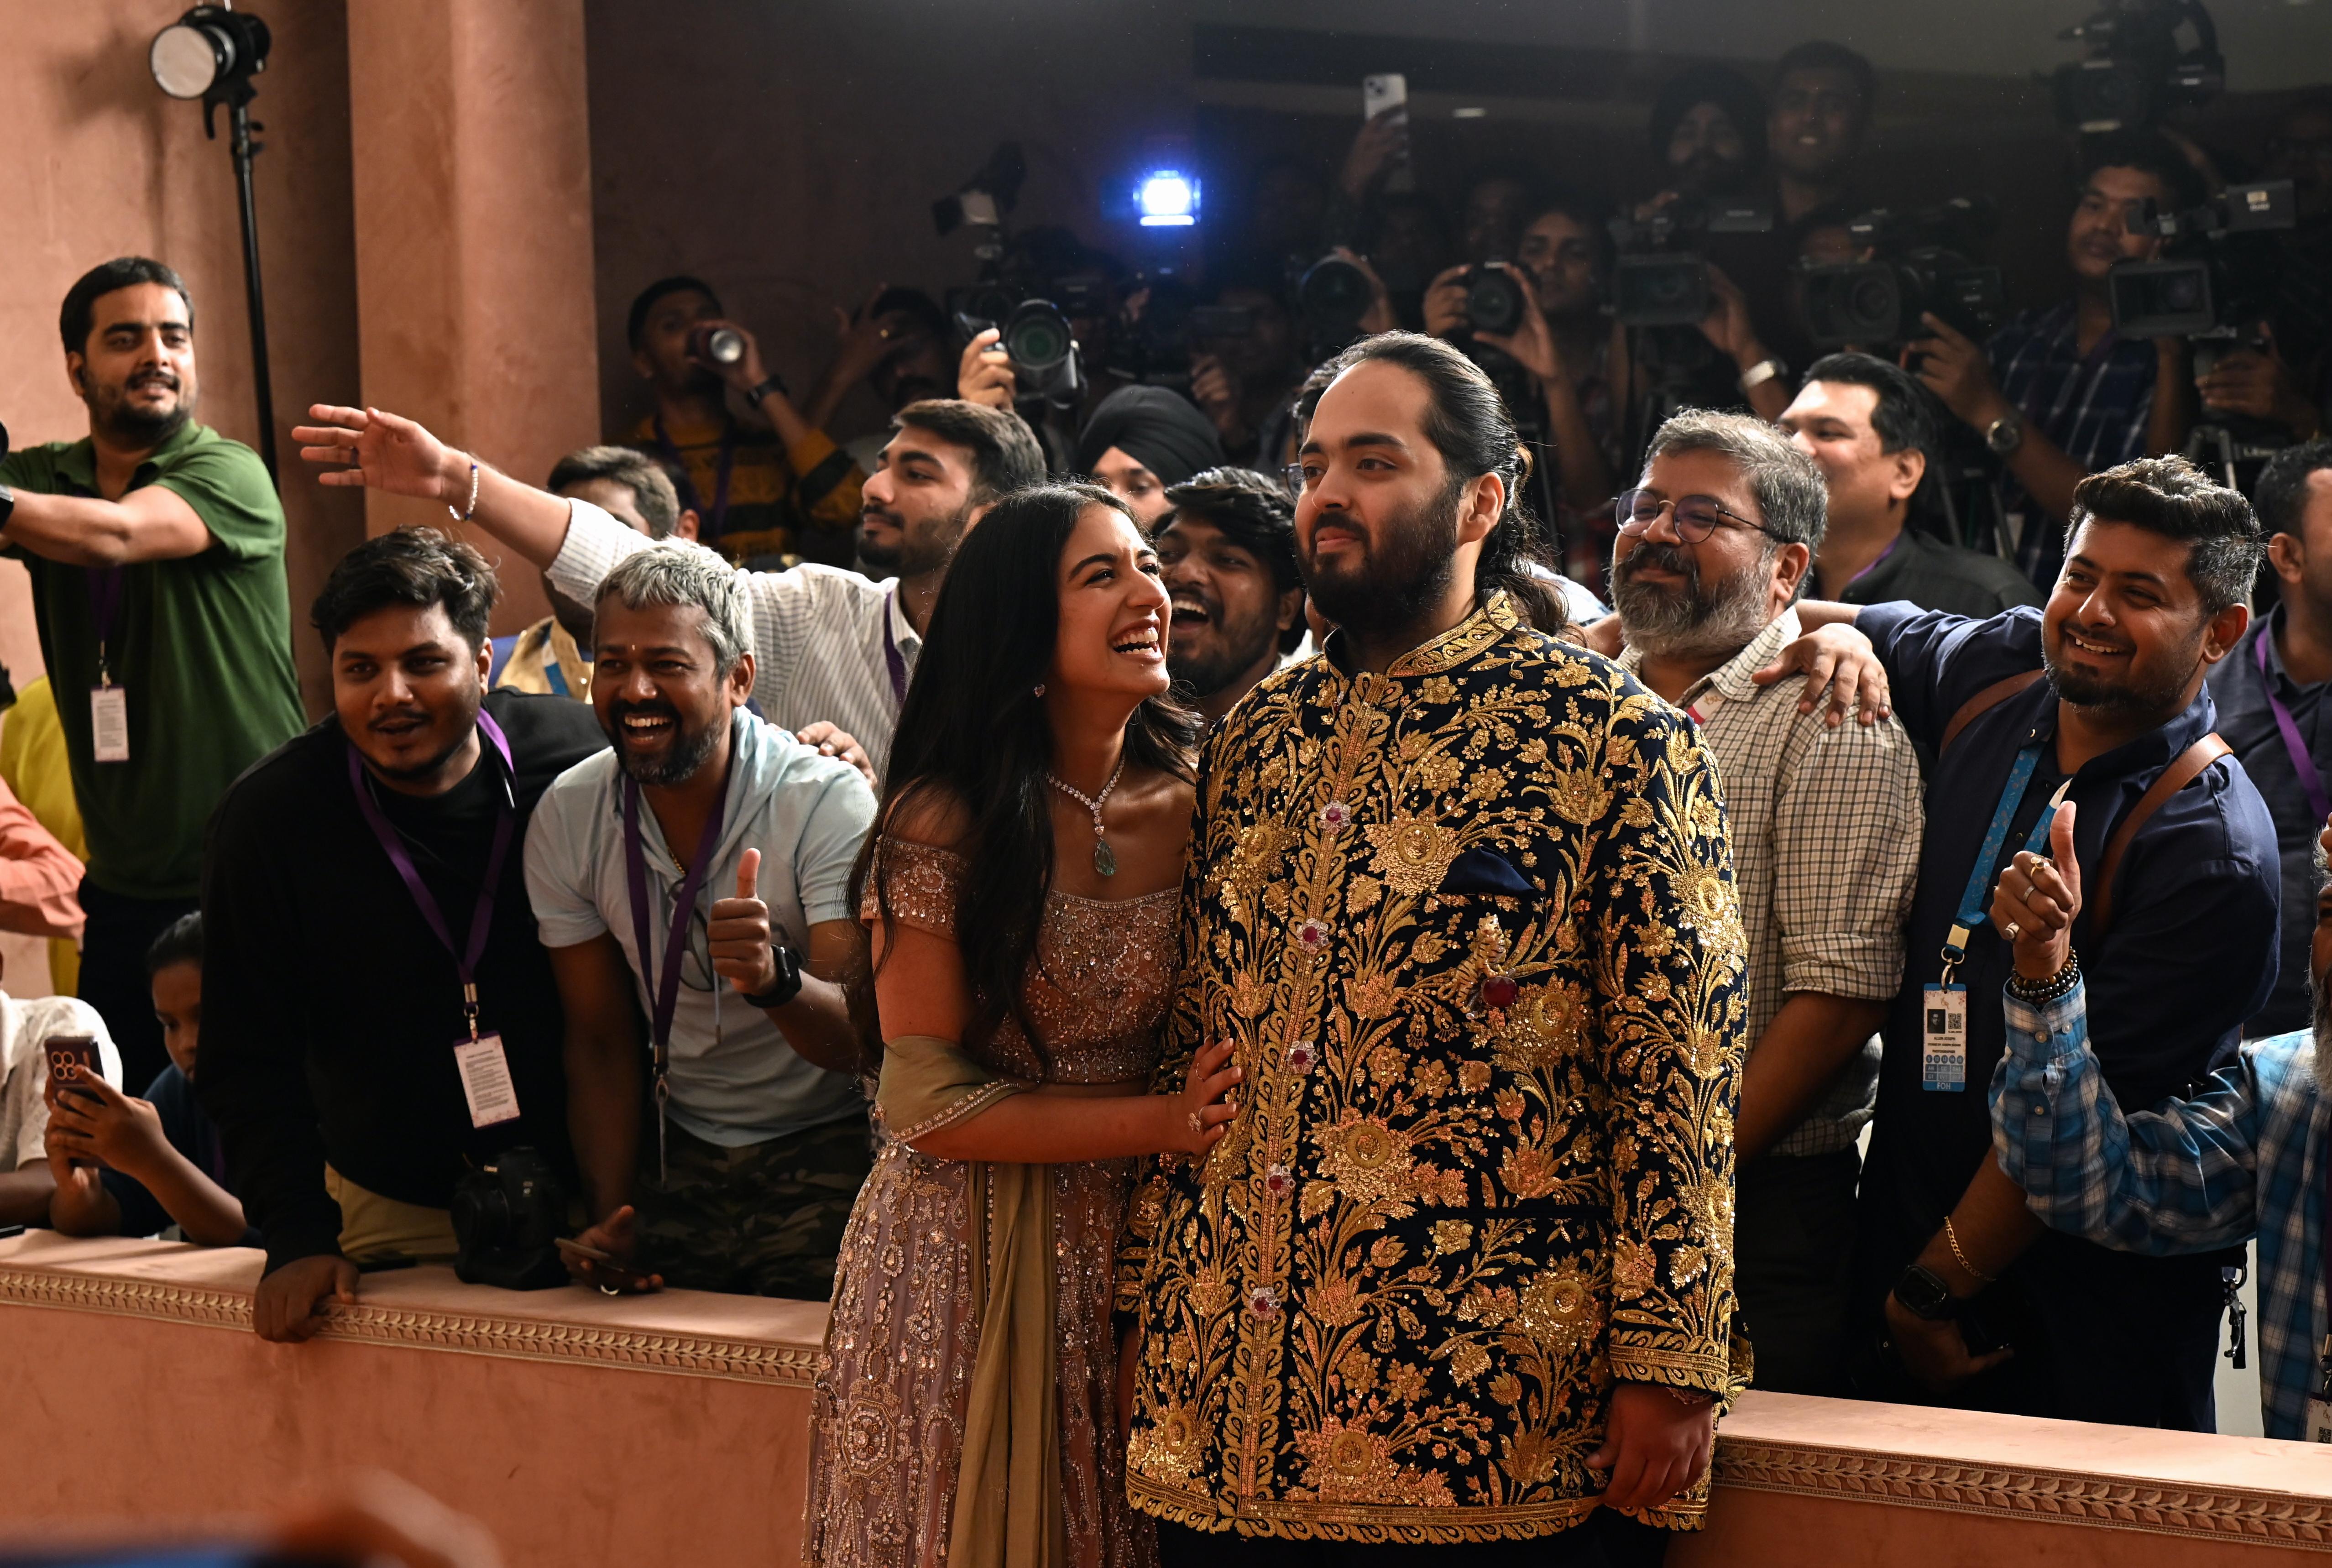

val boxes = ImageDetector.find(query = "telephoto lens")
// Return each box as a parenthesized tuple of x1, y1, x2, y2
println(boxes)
(1464, 265, 1529, 337)
(690, 322, 747, 368)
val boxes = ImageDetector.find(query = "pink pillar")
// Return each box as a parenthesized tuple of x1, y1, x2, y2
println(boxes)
(344, 0, 600, 633)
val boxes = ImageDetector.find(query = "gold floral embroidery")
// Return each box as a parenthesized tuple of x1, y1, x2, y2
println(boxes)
(1364, 816, 1461, 897)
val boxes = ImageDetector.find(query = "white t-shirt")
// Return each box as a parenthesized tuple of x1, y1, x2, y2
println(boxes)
(0, 993, 121, 1171)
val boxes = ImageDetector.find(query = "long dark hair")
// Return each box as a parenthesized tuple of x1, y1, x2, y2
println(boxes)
(1296, 332, 1568, 635)
(853, 482, 1200, 1059)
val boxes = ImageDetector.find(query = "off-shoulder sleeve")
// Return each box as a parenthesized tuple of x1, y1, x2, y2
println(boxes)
(861, 836, 964, 936)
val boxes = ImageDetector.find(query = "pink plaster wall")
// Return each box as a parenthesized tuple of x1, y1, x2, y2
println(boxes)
(345, 0, 600, 636)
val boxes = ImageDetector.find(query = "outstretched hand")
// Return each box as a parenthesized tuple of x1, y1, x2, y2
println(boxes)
(295, 405, 465, 503)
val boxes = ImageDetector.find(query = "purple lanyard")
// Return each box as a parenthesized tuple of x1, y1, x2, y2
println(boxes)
(652, 416, 737, 542)
(345, 711, 517, 1040)
(621, 774, 729, 1066)
(86, 567, 126, 682)
(880, 587, 909, 706)
(2256, 631, 2332, 826)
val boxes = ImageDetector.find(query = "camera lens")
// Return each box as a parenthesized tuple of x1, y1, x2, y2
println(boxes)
(1465, 268, 1527, 337)
(690, 324, 746, 367)
(1004, 303, 1075, 372)
(1298, 257, 1373, 327)
(2157, 271, 2205, 313)
(1846, 272, 1899, 335)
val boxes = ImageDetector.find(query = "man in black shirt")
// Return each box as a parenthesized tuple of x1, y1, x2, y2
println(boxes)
(199, 528, 605, 1342)
(1781, 353, 2044, 618)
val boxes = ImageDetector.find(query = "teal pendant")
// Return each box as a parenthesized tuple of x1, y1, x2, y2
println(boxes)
(1093, 837, 1118, 877)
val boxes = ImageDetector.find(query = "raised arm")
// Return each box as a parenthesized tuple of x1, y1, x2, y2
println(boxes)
(294, 404, 573, 570)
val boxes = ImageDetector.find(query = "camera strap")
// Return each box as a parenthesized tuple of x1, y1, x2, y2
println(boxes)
(622, 775, 729, 1181)
(347, 711, 524, 1130)
(651, 416, 737, 544)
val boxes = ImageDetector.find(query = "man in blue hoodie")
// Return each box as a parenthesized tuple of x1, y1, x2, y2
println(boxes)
(524, 540, 876, 1299)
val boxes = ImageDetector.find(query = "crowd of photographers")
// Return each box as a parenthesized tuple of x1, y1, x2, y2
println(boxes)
(4, 36, 2332, 1472)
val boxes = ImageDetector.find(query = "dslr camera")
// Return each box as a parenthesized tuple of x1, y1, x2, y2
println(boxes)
(1295, 254, 1376, 361)
(1103, 274, 1257, 390)
(1798, 197, 2006, 351)
(2049, 0, 2222, 133)
(1606, 196, 1775, 328)
(451, 1146, 568, 1291)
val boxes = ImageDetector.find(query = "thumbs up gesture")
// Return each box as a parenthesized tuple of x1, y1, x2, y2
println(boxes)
(709, 846, 779, 996)
(1990, 802, 2083, 983)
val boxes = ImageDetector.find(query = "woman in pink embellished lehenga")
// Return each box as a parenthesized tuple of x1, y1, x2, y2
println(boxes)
(805, 484, 1239, 1568)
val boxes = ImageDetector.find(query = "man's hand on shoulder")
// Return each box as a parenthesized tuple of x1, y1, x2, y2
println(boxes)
(1750, 621, 1892, 728)
(255, 1253, 359, 1343)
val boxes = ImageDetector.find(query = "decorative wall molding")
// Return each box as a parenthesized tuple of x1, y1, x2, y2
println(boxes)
(0, 1263, 825, 1388)
(1716, 1435, 2332, 1550)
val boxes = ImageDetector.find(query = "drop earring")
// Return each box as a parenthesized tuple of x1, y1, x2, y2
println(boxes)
(1033, 683, 1046, 698)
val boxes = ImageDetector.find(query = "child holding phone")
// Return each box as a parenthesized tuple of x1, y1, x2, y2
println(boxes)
(0, 985, 117, 1227)
(46, 914, 253, 1247)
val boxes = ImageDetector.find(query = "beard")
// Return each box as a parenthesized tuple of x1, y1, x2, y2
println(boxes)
(605, 698, 725, 787)
(1300, 483, 1461, 642)
(1168, 595, 1282, 703)
(1610, 538, 1775, 659)
(858, 500, 968, 577)
(86, 369, 192, 448)
(2041, 620, 2200, 721)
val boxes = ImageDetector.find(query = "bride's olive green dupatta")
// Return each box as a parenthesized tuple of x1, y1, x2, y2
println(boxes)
(877, 1033, 1066, 1568)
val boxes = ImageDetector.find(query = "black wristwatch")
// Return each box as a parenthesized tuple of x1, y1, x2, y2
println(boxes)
(0, 481, 15, 533)
(741, 943, 803, 1009)
(744, 375, 789, 408)
(1892, 1262, 1960, 1322)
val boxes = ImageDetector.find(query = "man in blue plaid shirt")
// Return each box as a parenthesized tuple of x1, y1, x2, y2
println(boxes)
(1991, 807, 2331, 1441)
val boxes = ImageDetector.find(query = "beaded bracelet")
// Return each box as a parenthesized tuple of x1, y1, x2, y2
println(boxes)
(2006, 951, 2081, 1007)
(447, 457, 480, 524)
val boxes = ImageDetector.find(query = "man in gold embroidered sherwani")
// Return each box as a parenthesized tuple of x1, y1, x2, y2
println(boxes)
(1116, 333, 1748, 1565)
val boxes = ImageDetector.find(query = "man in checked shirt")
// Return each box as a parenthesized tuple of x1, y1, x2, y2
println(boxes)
(1610, 409, 1924, 1395)
(1992, 809, 2332, 1442)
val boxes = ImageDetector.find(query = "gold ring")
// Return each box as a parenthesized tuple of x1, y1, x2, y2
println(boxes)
(1187, 1111, 1204, 1136)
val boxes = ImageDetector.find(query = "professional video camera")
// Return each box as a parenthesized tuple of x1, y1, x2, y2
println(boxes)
(1798, 197, 2007, 350)
(1605, 196, 1775, 328)
(2108, 179, 2296, 341)
(2049, 0, 2223, 132)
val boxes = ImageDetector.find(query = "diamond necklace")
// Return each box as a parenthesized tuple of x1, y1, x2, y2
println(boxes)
(1046, 753, 1128, 877)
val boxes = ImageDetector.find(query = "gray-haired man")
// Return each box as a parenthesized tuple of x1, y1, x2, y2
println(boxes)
(523, 540, 878, 1298)
(1610, 409, 1925, 1393)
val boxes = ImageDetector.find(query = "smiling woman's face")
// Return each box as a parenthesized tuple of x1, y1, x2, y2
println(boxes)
(1046, 502, 1172, 704)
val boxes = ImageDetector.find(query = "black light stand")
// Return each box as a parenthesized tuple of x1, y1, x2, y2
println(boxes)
(150, 5, 277, 480)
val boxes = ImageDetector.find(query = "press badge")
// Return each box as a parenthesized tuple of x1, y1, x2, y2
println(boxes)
(90, 685, 129, 763)
(453, 1033, 522, 1128)
(1922, 983, 1968, 1092)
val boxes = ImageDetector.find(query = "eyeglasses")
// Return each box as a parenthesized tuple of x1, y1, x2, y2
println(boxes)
(1282, 462, 1313, 496)
(1613, 487, 1778, 544)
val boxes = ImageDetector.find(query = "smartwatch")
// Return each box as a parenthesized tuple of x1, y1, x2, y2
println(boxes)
(742, 942, 804, 1010)
(1984, 410, 2025, 457)
(1892, 1262, 1960, 1322)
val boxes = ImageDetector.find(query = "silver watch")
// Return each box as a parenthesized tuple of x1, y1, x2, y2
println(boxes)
(1985, 411, 2025, 457)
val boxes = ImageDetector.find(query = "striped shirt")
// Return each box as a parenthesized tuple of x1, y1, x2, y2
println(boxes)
(1993, 982, 2325, 1441)
(1987, 302, 2158, 586)
(1621, 610, 1924, 1155)
(547, 499, 915, 777)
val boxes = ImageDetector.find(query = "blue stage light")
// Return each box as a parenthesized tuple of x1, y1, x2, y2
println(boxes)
(1136, 169, 1198, 227)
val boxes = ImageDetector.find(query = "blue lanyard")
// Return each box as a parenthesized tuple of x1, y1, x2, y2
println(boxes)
(1943, 740, 2068, 977)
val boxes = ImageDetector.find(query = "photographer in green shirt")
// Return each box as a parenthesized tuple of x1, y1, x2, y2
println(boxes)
(0, 256, 303, 1089)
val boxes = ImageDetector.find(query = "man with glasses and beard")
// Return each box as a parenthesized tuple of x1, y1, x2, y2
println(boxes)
(1609, 410, 1922, 1397)
(1760, 455, 2277, 1431)
(1155, 466, 1306, 725)
(198, 530, 605, 1342)
(1118, 334, 1746, 1564)
(1990, 809, 2332, 1443)
(0, 257, 304, 1091)
(294, 397, 1045, 779)
(524, 542, 875, 1299)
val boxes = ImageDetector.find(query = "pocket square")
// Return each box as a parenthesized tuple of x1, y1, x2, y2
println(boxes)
(1439, 847, 1537, 896)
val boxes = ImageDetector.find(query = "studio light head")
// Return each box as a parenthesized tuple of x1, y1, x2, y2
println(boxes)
(151, 4, 270, 123)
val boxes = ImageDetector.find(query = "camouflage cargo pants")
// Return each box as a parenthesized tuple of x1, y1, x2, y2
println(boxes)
(631, 1114, 873, 1300)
